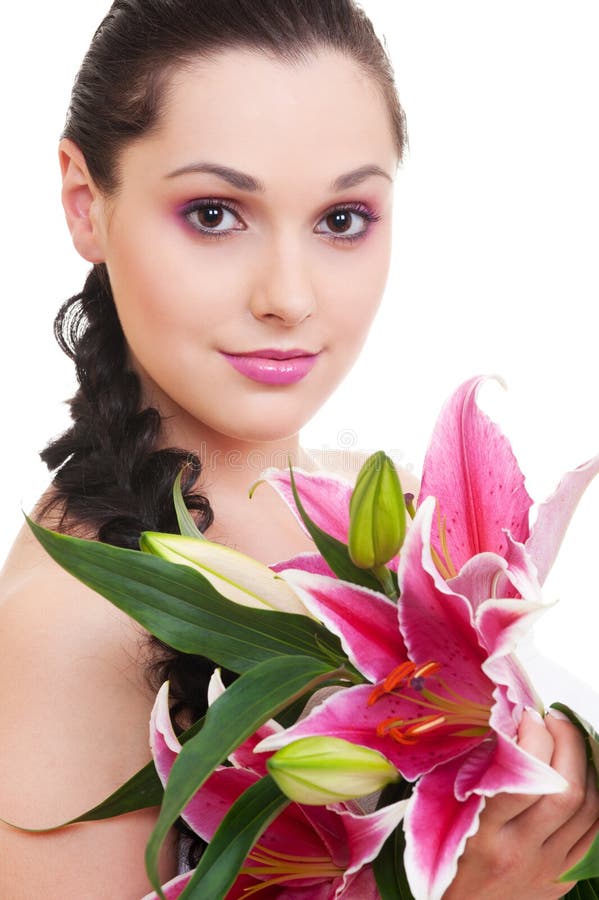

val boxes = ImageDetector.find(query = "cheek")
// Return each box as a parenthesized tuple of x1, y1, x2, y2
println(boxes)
(327, 227, 392, 345)
(106, 217, 242, 346)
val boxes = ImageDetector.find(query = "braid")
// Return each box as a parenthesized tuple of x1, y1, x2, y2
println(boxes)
(40, 263, 217, 728)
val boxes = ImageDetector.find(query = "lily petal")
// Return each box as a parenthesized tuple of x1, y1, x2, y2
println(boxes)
(454, 731, 567, 800)
(397, 499, 493, 703)
(339, 800, 409, 889)
(419, 376, 533, 572)
(278, 568, 405, 683)
(149, 681, 181, 788)
(526, 451, 599, 585)
(256, 683, 479, 782)
(252, 466, 353, 543)
(207, 669, 282, 774)
(448, 536, 542, 609)
(476, 597, 546, 665)
(403, 756, 485, 900)
(270, 551, 336, 578)
(335, 866, 380, 899)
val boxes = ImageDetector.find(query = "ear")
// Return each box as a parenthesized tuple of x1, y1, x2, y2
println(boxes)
(59, 137, 108, 263)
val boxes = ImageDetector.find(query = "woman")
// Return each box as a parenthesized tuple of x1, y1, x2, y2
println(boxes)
(0, 2, 597, 897)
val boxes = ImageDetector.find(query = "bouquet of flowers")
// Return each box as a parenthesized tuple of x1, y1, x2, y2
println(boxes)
(8, 375, 599, 899)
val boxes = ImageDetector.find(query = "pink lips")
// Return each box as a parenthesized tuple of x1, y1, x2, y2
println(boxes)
(219, 348, 320, 385)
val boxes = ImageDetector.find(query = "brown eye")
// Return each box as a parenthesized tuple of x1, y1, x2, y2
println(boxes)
(315, 204, 378, 243)
(326, 210, 353, 233)
(197, 205, 225, 228)
(181, 199, 245, 238)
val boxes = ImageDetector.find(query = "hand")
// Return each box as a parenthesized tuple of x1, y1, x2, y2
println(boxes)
(442, 709, 599, 899)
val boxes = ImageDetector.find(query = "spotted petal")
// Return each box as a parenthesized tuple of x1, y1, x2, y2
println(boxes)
(419, 376, 533, 573)
(454, 730, 567, 801)
(397, 498, 493, 704)
(403, 756, 485, 900)
(278, 568, 404, 683)
(255, 682, 481, 782)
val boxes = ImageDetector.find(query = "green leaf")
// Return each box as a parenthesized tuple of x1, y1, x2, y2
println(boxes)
(145, 655, 344, 899)
(565, 879, 599, 899)
(373, 781, 414, 900)
(561, 832, 599, 883)
(285, 462, 383, 592)
(179, 776, 288, 899)
(26, 516, 347, 674)
(173, 469, 206, 539)
(551, 702, 599, 786)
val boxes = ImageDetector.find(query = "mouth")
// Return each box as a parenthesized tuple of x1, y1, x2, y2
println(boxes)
(228, 348, 319, 360)
(219, 349, 321, 385)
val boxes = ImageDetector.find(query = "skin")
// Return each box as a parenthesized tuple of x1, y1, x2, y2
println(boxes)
(0, 47, 597, 898)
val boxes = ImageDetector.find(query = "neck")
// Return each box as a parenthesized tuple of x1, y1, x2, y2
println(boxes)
(156, 403, 320, 498)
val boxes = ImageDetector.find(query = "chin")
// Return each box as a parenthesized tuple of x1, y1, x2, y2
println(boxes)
(221, 418, 304, 444)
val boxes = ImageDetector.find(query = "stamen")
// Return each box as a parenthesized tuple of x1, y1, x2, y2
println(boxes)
(369, 660, 491, 746)
(240, 842, 344, 894)
(434, 501, 458, 579)
(431, 544, 452, 581)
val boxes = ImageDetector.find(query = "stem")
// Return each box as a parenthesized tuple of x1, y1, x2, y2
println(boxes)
(371, 564, 398, 601)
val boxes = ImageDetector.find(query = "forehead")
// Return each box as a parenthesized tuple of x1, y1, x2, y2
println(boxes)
(119, 47, 397, 190)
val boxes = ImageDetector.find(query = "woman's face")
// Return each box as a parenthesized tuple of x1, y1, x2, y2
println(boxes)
(90, 48, 398, 446)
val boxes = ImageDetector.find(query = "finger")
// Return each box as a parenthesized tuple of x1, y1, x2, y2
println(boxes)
(508, 711, 589, 844)
(478, 709, 555, 828)
(547, 766, 599, 868)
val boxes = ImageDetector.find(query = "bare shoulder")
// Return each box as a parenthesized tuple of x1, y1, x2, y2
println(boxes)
(0, 522, 176, 895)
(306, 447, 420, 495)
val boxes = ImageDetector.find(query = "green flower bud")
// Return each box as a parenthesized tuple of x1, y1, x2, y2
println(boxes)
(348, 451, 406, 569)
(266, 736, 400, 805)
(139, 532, 311, 615)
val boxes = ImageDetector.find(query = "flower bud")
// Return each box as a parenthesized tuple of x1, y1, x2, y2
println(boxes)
(348, 452, 406, 569)
(266, 736, 400, 805)
(139, 532, 310, 615)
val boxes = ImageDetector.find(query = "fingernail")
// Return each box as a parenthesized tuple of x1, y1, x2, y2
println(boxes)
(524, 706, 544, 724)
(547, 707, 571, 722)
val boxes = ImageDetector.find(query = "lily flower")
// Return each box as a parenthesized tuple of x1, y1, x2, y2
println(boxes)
(418, 375, 599, 592)
(142, 677, 407, 899)
(257, 498, 567, 900)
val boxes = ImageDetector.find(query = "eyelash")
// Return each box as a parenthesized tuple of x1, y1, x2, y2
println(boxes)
(180, 198, 381, 245)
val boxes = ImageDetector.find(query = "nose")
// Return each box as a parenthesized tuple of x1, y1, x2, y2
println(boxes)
(249, 233, 317, 327)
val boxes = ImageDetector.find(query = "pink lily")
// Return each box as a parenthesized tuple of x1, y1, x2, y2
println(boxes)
(141, 675, 407, 900)
(257, 497, 567, 900)
(418, 374, 599, 593)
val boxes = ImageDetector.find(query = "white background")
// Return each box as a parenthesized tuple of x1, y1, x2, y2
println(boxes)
(1, 3, 598, 690)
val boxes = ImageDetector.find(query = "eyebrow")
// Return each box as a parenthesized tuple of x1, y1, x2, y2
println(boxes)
(165, 162, 392, 192)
